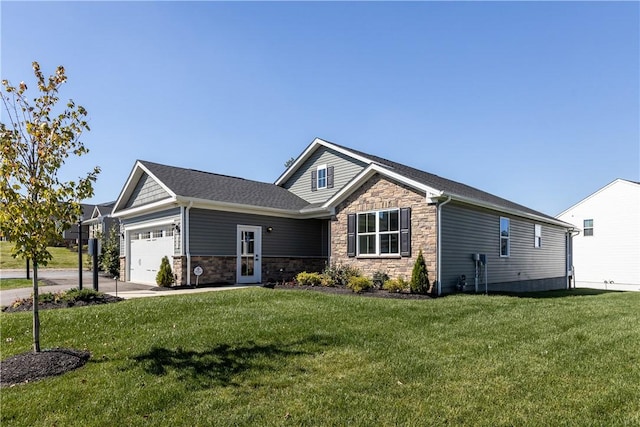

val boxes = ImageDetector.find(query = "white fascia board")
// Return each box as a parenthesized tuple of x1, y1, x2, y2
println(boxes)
(89, 205, 101, 220)
(136, 161, 177, 198)
(112, 198, 178, 219)
(446, 193, 575, 229)
(274, 138, 322, 186)
(275, 138, 374, 186)
(323, 164, 443, 208)
(112, 161, 178, 213)
(176, 197, 332, 219)
(112, 162, 143, 213)
(556, 178, 633, 218)
(83, 217, 99, 226)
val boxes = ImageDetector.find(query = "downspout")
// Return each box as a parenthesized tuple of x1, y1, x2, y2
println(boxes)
(436, 196, 452, 296)
(185, 201, 193, 286)
(566, 228, 580, 290)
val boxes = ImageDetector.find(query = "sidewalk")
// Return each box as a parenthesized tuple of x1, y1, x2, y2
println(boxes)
(0, 269, 255, 306)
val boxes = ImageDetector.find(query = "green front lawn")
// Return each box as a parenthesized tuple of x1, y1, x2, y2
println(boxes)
(0, 278, 46, 291)
(0, 241, 88, 269)
(1, 288, 639, 426)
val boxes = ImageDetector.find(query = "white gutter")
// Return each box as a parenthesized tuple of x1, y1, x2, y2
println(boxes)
(185, 201, 193, 286)
(436, 196, 452, 296)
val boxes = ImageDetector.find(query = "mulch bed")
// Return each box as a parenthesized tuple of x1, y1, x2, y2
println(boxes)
(1, 294, 123, 387)
(2, 294, 124, 313)
(269, 283, 435, 300)
(1, 348, 91, 388)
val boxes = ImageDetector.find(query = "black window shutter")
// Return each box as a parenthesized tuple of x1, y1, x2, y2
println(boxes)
(347, 213, 356, 257)
(311, 170, 317, 192)
(400, 207, 411, 257)
(327, 166, 334, 189)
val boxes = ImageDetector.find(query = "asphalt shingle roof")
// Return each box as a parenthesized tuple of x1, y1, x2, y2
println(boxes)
(328, 141, 560, 222)
(140, 160, 311, 211)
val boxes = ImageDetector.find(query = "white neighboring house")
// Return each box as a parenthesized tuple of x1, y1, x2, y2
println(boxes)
(557, 179, 640, 288)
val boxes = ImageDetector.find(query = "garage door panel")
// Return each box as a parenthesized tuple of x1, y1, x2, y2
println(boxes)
(129, 228, 174, 285)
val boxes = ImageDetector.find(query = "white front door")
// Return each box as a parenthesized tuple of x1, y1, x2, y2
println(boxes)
(237, 225, 261, 284)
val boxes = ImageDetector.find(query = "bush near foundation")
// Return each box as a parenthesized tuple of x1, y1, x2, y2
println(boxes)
(295, 272, 323, 287)
(410, 250, 430, 294)
(347, 276, 373, 293)
(383, 277, 410, 293)
(156, 256, 174, 287)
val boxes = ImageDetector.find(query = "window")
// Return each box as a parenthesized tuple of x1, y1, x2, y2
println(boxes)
(311, 165, 333, 191)
(534, 224, 542, 248)
(317, 165, 327, 189)
(140, 231, 151, 240)
(583, 219, 593, 236)
(357, 209, 399, 256)
(500, 217, 510, 257)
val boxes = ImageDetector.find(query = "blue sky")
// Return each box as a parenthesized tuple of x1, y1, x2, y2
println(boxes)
(1, 1, 638, 216)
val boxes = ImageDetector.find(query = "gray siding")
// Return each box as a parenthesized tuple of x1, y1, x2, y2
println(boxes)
(124, 173, 171, 208)
(120, 208, 181, 256)
(440, 203, 566, 294)
(283, 147, 367, 204)
(189, 208, 327, 257)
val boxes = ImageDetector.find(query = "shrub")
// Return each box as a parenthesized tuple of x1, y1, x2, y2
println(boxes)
(62, 288, 102, 303)
(383, 277, 410, 293)
(372, 271, 390, 289)
(156, 256, 174, 287)
(320, 275, 335, 287)
(9, 289, 106, 308)
(100, 224, 120, 277)
(347, 276, 373, 293)
(323, 262, 361, 287)
(410, 249, 430, 294)
(295, 271, 323, 287)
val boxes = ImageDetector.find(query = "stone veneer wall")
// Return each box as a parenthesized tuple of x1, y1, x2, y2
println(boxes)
(124, 255, 327, 285)
(263, 257, 327, 283)
(188, 256, 236, 285)
(331, 174, 438, 282)
(173, 256, 186, 285)
(119, 257, 127, 281)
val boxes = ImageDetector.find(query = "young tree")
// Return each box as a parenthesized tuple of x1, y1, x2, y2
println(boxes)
(100, 224, 120, 277)
(1, 62, 100, 352)
(410, 249, 430, 294)
(156, 256, 174, 287)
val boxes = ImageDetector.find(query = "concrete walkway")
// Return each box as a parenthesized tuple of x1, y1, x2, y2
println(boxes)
(0, 269, 255, 306)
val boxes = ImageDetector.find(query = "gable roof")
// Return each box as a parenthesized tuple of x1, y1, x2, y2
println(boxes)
(113, 160, 313, 217)
(556, 178, 640, 218)
(282, 138, 572, 227)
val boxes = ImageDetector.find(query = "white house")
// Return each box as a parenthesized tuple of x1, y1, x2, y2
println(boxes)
(557, 179, 640, 287)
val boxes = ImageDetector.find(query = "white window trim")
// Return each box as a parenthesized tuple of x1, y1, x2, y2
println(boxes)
(500, 217, 510, 258)
(317, 164, 327, 189)
(356, 208, 400, 257)
(583, 219, 594, 237)
(534, 224, 542, 248)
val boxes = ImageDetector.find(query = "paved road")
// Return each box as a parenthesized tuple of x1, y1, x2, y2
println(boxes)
(1, 269, 152, 306)
(0, 269, 255, 306)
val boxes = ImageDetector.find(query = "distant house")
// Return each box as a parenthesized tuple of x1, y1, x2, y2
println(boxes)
(557, 179, 640, 287)
(84, 202, 117, 239)
(112, 138, 575, 293)
(61, 203, 95, 247)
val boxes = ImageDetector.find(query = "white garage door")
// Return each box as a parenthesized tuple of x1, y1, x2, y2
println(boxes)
(129, 227, 174, 285)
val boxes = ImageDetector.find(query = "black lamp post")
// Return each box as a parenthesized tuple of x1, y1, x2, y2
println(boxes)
(78, 217, 83, 290)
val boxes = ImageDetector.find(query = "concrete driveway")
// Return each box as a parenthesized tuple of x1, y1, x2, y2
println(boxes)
(1, 269, 254, 306)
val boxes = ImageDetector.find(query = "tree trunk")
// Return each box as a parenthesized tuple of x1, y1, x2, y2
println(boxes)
(33, 262, 40, 353)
